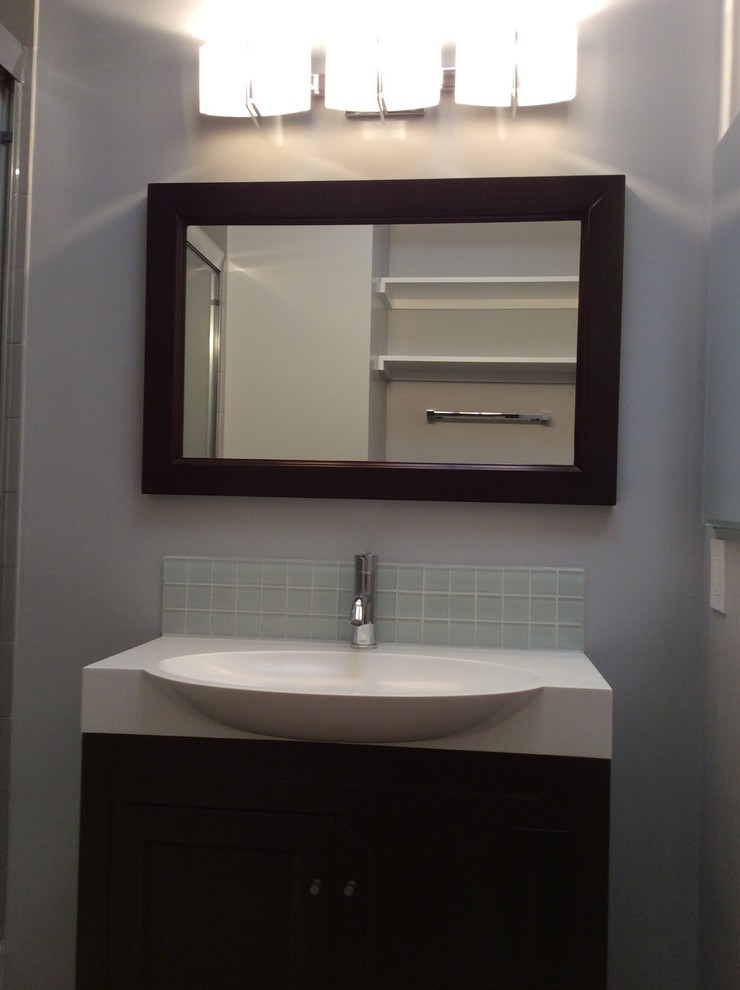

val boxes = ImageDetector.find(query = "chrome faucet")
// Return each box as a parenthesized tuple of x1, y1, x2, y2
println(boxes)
(350, 553, 377, 649)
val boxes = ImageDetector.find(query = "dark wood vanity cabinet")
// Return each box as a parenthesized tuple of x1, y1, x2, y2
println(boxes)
(76, 735, 610, 990)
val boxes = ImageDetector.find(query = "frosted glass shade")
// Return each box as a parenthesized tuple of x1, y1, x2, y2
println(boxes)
(324, 35, 380, 112)
(454, 21, 577, 108)
(199, 39, 311, 117)
(325, 33, 441, 112)
(515, 23, 578, 106)
(247, 37, 312, 117)
(454, 27, 517, 107)
(200, 42, 251, 117)
(380, 33, 442, 112)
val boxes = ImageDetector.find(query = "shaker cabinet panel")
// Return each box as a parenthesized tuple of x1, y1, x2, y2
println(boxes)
(336, 817, 576, 990)
(106, 806, 334, 990)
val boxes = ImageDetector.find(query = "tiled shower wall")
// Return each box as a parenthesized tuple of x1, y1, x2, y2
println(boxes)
(162, 557, 585, 651)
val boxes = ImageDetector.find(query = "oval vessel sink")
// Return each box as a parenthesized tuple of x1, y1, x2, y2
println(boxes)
(146, 647, 542, 743)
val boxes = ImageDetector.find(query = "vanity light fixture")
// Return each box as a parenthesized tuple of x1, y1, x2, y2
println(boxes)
(198, 22, 577, 120)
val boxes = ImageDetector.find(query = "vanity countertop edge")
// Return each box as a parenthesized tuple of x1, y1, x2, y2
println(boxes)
(81, 636, 612, 760)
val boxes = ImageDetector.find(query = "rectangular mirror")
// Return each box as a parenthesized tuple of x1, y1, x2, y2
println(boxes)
(143, 176, 624, 503)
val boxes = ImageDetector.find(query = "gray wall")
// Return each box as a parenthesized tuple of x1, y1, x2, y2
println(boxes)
(702, 534, 740, 988)
(4, 0, 719, 988)
(0, 0, 32, 50)
(699, 90, 740, 989)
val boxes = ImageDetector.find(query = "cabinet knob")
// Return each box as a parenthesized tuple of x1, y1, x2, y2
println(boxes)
(309, 879, 322, 896)
(343, 880, 357, 897)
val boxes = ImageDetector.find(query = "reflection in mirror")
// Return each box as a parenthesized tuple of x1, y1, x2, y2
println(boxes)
(184, 220, 580, 466)
(183, 227, 224, 458)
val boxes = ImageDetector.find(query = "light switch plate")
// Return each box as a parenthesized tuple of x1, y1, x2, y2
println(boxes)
(710, 536, 726, 614)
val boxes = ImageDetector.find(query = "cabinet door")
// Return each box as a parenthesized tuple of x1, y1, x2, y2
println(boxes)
(335, 817, 577, 990)
(106, 805, 335, 990)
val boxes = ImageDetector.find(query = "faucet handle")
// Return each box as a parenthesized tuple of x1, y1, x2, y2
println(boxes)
(354, 553, 377, 596)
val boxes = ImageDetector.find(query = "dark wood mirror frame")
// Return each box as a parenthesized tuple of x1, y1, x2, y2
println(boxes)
(142, 174, 624, 504)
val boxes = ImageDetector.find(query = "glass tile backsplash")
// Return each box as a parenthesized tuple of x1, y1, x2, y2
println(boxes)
(162, 557, 585, 651)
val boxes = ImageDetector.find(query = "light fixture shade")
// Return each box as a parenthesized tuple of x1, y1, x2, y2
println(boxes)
(324, 35, 381, 112)
(199, 38, 311, 118)
(515, 23, 578, 106)
(324, 32, 441, 113)
(199, 41, 251, 117)
(379, 33, 442, 112)
(454, 25, 516, 107)
(247, 36, 312, 117)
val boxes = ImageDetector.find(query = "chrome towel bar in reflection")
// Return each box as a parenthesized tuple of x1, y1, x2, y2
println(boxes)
(426, 409, 551, 425)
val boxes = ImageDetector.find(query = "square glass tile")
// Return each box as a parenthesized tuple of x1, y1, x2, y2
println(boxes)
(162, 558, 584, 653)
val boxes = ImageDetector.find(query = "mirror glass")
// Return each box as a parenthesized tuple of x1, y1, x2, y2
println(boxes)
(183, 220, 581, 466)
(143, 176, 624, 503)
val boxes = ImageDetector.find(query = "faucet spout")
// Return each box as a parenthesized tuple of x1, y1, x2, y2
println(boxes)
(350, 553, 377, 649)
(350, 596, 367, 627)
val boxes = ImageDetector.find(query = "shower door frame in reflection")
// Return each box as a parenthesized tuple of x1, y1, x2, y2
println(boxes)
(183, 238, 222, 459)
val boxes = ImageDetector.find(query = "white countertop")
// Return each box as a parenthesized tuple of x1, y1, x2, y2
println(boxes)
(82, 636, 612, 759)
